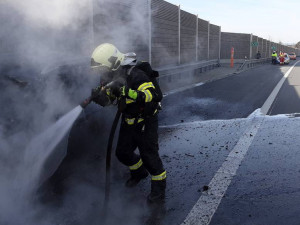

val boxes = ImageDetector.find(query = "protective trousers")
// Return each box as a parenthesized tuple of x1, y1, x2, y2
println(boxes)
(115, 114, 165, 179)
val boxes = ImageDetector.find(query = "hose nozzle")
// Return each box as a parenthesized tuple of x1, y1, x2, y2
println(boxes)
(80, 96, 92, 108)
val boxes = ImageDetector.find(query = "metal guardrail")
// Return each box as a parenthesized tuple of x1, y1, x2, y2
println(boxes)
(155, 60, 220, 92)
(154, 57, 272, 92)
(237, 58, 271, 71)
(157, 59, 220, 78)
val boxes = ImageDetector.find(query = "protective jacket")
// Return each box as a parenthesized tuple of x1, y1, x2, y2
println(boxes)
(114, 65, 166, 185)
(92, 63, 166, 180)
(94, 63, 160, 125)
(121, 65, 160, 125)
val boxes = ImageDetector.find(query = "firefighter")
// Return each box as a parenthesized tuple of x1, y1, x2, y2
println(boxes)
(271, 51, 277, 65)
(279, 51, 285, 65)
(90, 43, 166, 203)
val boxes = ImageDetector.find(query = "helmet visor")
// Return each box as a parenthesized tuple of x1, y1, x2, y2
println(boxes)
(90, 66, 110, 74)
(91, 58, 110, 74)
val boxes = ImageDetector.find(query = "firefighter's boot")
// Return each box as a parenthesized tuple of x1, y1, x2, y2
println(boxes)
(125, 165, 149, 187)
(147, 179, 166, 204)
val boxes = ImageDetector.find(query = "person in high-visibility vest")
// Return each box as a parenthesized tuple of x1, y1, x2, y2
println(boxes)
(271, 51, 278, 64)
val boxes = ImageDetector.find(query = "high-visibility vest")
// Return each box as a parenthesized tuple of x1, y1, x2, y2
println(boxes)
(272, 53, 277, 57)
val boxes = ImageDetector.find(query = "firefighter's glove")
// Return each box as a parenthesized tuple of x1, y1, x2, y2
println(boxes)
(120, 86, 138, 100)
(108, 81, 123, 97)
(91, 85, 102, 99)
(91, 87, 110, 107)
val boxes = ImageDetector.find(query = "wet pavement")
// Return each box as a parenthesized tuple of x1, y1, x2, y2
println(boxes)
(158, 119, 249, 224)
(210, 115, 300, 225)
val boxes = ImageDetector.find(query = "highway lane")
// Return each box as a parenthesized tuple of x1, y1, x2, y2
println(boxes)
(209, 116, 300, 225)
(269, 61, 300, 115)
(160, 60, 298, 125)
(157, 60, 300, 225)
(206, 60, 300, 225)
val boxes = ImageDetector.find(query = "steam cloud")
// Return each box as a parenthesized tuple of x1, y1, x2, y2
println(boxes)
(0, 0, 152, 224)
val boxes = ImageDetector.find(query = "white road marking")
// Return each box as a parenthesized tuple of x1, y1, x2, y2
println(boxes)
(181, 117, 263, 225)
(180, 62, 299, 225)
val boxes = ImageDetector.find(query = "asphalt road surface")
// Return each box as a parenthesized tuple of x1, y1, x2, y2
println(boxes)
(268, 62, 300, 115)
(39, 59, 300, 225)
(159, 59, 300, 225)
(159, 60, 299, 125)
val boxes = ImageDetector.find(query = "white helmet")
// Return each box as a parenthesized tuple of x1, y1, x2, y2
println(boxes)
(91, 43, 124, 71)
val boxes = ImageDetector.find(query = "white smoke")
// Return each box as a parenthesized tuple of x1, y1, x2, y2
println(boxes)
(7, 0, 90, 28)
(0, 0, 151, 224)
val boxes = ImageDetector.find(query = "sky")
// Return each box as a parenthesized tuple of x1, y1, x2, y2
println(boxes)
(165, 0, 300, 44)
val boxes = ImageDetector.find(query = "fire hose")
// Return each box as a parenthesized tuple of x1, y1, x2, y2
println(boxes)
(80, 89, 122, 217)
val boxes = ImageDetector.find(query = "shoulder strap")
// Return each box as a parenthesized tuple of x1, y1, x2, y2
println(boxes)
(127, 66, 135, 76)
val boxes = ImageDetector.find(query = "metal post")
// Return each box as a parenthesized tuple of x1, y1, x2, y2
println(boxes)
(250, 33, 253, 59)
(261, 39, 264, 58)
(178, 5, 181, 65)
(266, 41, 268, 57)
(148, 0, 152, 64)
(208, 21, 210, 60)
(263, 39, 265, 57)
(89, 0, 94, 51)
(268, 41, 270, 57)
(256, 36, 259, 56)
(218, 26, 221, 62)
(268, 40, 270, 57)
(266, 40, 268, 57)
(196, 14, 198, 62)
(265, 40, 267, 58)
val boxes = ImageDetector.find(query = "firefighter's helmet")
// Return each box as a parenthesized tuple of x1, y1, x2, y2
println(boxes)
(91, 43, 124, 72)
